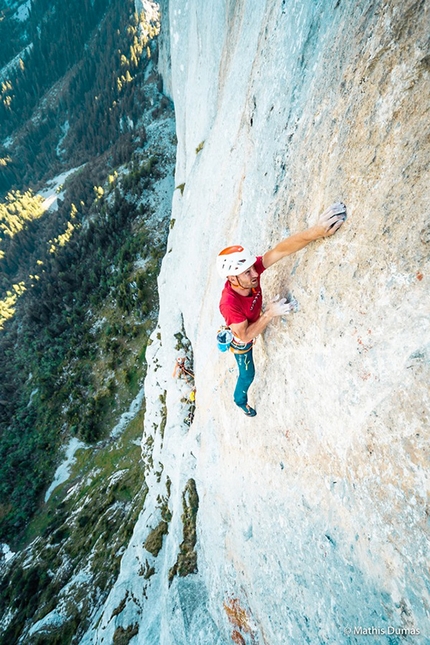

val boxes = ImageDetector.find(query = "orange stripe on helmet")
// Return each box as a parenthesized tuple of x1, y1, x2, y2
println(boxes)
(218, 245, 244, 256)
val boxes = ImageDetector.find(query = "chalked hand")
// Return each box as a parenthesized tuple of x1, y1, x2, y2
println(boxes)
(320, 202, 347, 234)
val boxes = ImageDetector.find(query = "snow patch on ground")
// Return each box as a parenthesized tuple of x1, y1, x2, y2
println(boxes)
(44, 437, 86, 502)
(63, 481, 83, 503)
(28, 610, 68, 636)
(44, 387, 144, 502)
(38, 165, 86, 213)
(0, 44, 32, 83)
(56, 121, 70, 158)
(0, 543, 15, 565)
(29, 564, 93, 637)
(108, 469, 129, 487)
(0, 606, 17, 634)
(13, 0, 31, 21)
(134, 257, 151, 270)
(91, 316, 107, 333)
(27, 388, 39, 407)
(110, 387, 145, 439)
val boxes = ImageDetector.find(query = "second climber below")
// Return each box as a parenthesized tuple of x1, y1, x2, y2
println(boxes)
(217, 202, 347, 417)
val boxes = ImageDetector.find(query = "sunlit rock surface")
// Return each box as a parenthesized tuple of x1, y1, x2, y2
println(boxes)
(82, 0, 429, 643)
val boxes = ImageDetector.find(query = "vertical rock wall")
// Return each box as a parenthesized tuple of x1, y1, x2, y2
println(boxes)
(164, 0, 430, 641)
(84, 1, 429, 643)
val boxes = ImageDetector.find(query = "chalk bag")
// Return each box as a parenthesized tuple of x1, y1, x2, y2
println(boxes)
(216, 327, 233, 352)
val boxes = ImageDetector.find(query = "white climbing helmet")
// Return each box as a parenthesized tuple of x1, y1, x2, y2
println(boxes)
(216, 245, 257, 279)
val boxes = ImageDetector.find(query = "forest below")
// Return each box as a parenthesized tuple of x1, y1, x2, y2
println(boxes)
(0, 0, 174, 547)
(0, 0, 165, 192)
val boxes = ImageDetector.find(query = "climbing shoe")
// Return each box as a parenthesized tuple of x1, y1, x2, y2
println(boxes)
(239, 404, 257, 417)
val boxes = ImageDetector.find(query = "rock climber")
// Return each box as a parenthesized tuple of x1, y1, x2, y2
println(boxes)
(217, 202, 347, 417)
(172, 357, 194, 382)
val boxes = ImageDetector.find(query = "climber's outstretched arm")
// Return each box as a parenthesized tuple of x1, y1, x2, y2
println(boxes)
(262, 202, 346, 269)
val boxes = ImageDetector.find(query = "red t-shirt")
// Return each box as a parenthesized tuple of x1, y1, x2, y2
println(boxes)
(219, 256, 266, 326)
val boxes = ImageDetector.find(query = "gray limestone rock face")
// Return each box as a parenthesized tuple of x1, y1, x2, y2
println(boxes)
(81, 0, 429, 643)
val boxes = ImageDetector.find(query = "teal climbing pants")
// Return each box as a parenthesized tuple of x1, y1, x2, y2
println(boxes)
(233, 344, 255, 408)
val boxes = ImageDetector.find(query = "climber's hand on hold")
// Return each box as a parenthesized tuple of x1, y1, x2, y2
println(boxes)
(266, 296, 294, 318)
(231, 295, 297, 342)
(316, 202, 347, 237)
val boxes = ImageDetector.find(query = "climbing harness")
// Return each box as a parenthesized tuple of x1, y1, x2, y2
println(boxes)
(229, 338, 254, 354)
